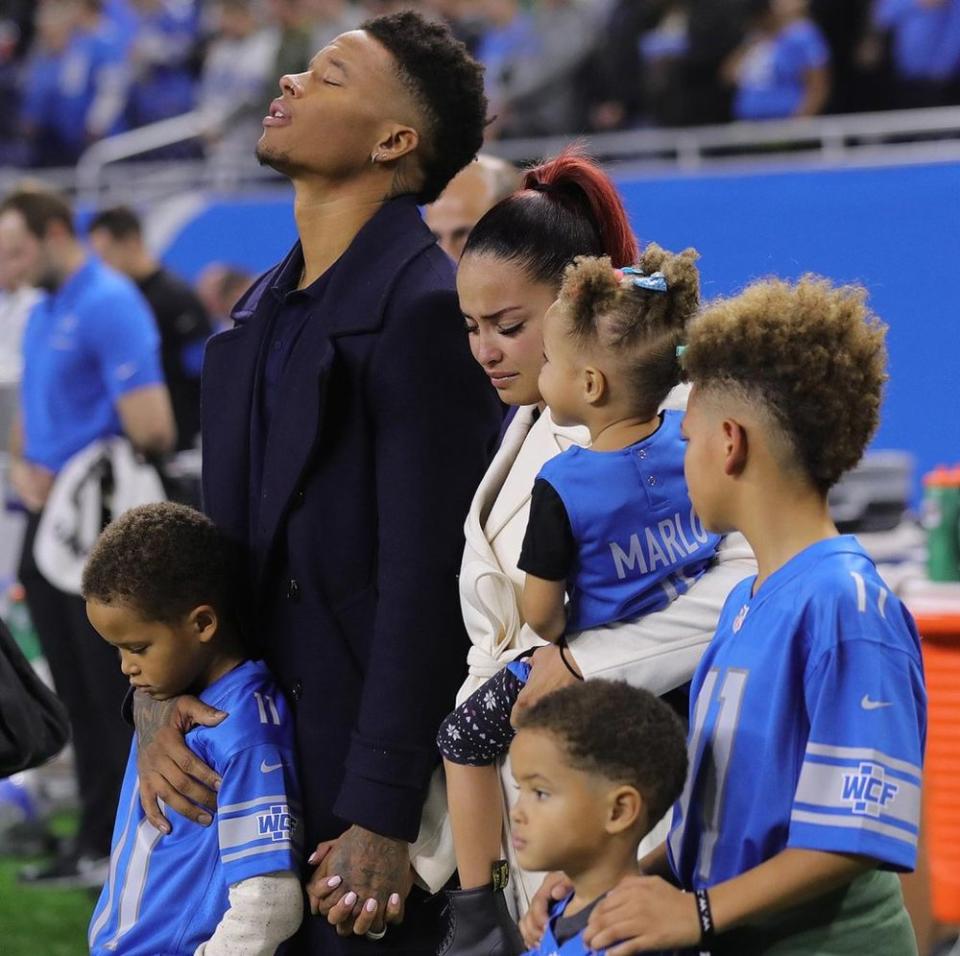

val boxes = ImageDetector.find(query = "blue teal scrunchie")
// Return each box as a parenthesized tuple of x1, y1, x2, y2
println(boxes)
(621, 266, 668, 293)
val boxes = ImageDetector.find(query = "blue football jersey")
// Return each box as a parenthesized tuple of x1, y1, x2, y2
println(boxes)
(525, 894, 693, 956)
(536, 410, 721, 632)
(668, 536, 926, 890)
(525, 895, 606, 956)
(89, 660, 301, 955)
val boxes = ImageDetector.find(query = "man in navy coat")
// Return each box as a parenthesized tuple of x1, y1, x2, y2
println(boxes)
(131, 12, 502, 953)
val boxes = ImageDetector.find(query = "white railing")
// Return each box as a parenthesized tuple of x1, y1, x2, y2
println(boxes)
(73, 109, 290, 207)
(2, 104, 959, 207)
(75, 110, 214, 198)
(486, 105, 960, 169)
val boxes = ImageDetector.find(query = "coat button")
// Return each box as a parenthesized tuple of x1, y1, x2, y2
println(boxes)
(286, 578, 301, 601)
(292, 488, 305, 509)
(291, 680, 303, 701)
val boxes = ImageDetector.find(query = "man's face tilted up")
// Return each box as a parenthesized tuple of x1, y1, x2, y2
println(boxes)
(256, 30, 417, 183)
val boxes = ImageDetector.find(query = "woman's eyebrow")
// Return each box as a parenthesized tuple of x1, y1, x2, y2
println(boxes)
(475, 305, 524, 322)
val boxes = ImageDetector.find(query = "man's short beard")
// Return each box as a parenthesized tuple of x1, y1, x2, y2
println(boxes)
(255, 141, 297, 178)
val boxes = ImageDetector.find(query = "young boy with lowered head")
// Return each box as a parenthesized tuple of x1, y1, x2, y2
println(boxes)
(83, 502, 303, 955)
(510, 680, 690, 955)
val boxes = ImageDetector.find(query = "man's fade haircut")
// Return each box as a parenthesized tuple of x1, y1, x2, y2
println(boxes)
(88, 205, 143, 241)
(683, 275, 888, 494)
(82, 502, 242, 627)
(361, 11, 486, 205)
(514, 680, 687, 828)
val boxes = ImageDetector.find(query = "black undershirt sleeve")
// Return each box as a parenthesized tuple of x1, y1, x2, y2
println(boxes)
(517, 478, 576, 581)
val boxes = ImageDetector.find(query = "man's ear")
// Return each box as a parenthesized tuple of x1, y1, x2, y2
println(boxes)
(189, 605, 220, 644)
(583, 366, 607, 407)
(372, 124, 420, 164)
(722, 417, 749, 477)
(606, 785, 642, 835)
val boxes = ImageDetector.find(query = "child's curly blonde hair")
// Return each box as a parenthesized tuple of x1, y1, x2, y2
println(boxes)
(683, 275, 888, 493)
(557, 243, 700, 417)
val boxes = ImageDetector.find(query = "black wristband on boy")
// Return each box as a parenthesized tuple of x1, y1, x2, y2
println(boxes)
(694, 888, 715, 943)
(556, 637, 584, 680)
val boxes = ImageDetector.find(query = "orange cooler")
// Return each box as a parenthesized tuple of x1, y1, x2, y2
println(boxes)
(910, 586, 960, 924)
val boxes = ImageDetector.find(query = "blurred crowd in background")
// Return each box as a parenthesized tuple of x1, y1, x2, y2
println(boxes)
(1, 0, 960, 169)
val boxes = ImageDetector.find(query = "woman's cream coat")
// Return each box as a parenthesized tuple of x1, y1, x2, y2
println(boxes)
(410, 396, 756, 913)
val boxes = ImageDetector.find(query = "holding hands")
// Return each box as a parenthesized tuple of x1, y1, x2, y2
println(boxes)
(306, 825, 413, 938)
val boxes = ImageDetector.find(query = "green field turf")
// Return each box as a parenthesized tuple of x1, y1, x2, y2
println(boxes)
(0, 857, 93, 955)
(0, 811, 93, 955)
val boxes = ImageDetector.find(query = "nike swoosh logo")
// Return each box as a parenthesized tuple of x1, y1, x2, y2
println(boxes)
(861, 694, 893, 711)
(260, 760, 284, 773)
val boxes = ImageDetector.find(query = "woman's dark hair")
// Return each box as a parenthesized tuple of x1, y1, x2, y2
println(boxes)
(462, 146, 638, 285)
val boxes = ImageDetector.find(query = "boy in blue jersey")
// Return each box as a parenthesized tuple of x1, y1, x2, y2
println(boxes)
(510, 680, 691, 956)
(82, 502, 304, 955)
(579, 276, 925, 955)
(438, 247, 720, 953)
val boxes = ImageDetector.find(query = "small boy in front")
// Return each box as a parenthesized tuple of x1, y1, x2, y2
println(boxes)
(580, 277, 925, 954)
(84, 502, 303, 955)
(510, 680, 691, 956)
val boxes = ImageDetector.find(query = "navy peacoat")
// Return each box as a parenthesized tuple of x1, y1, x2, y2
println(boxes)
(201, 197, 501, 936)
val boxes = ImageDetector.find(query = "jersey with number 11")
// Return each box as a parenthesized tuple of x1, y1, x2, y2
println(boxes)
(667, 536, 926, 890)
(89, 660, 301, 955)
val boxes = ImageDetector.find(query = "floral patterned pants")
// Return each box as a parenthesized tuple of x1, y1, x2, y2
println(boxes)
(436, 655, 532, 766)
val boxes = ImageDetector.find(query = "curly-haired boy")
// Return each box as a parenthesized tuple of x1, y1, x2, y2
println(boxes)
(578, 276, 925, 954)
(83, 503, 303, 955)
(511, 680, 688, 956)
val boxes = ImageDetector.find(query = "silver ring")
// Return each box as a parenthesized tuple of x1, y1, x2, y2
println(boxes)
(365, 927, 387, 941)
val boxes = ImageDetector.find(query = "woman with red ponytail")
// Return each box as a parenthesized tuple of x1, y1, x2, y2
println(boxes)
(520, 148, 639, 270)
(456, 147, 638, 411)
(422, 150, 756, 956)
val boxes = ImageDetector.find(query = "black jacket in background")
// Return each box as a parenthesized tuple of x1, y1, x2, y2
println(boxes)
(137, 267, 213, 451)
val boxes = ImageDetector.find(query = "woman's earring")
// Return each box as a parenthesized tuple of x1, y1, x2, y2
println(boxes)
(371, 151, 381, 164)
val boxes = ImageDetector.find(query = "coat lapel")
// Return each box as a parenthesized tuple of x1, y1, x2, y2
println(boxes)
(465, 404, 536, 552)
(200, 275, 277, 544)
(252, 197, 436, 564)
(254, 332, 335, 558)
(481, 409, 589, 542)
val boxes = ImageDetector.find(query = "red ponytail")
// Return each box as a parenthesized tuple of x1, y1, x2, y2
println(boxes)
(523, 146, 638, 268)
